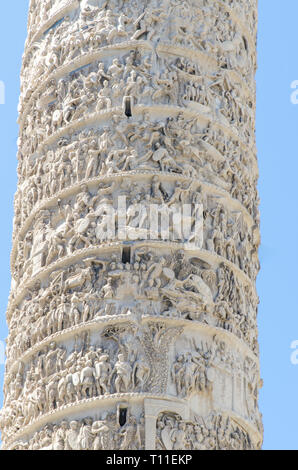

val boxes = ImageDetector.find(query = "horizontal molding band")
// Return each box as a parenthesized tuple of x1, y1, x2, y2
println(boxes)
(19, 39, 255, 131)
(2, 393, 262, 449)
(7, 240, 257, 323)
(11, 171, 256, 267)
(12, 241, 257, 303)
(6, 312, 259, 378)
(26, 0, 79, 49)
(22, 105, 256, 170)
(24, 0, 256, 67)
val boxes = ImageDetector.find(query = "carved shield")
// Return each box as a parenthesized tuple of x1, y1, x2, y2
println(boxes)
(163, 267, 175, 280)
(72, 372, 80, 387)
(75, 218, 90, 234)
(152, 149, 163, 162)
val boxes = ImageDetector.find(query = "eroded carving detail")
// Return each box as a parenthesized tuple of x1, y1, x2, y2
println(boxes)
(2, 0, 261, 451)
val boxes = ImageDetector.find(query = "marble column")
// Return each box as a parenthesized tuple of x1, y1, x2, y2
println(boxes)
(0, 0, 262, 450)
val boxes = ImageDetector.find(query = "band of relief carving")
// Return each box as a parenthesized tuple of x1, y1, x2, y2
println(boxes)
(1, 0, 261, 451)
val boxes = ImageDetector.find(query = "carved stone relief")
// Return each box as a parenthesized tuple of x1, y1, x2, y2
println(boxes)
(1, 0, 261, 451)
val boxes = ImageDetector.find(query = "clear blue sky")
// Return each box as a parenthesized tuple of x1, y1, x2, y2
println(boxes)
(0, 0, 297, 450)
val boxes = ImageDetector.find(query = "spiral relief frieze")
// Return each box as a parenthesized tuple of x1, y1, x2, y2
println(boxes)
(1, 0, 261, 450)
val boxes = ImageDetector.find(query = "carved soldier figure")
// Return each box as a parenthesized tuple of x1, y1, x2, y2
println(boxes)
(113, 354, 132, 393)
(80, 360, 96, 399)
(65, 421, 81, 451)
(95, 353, 112, 395)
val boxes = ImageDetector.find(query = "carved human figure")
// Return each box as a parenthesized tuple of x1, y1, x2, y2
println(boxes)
(113, 354, 132, 393)
(95, 354, 112, 395)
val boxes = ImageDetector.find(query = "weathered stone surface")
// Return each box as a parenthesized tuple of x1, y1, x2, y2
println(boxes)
(1, 0, 262, 450)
